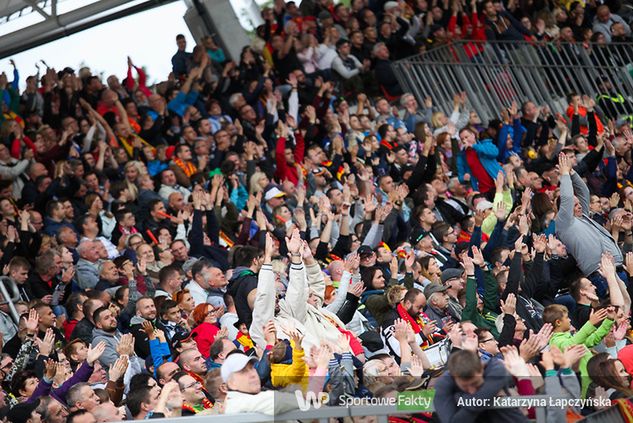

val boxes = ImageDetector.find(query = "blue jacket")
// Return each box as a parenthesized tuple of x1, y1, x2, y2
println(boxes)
(456, 139, 503, 191)
(497, 118, 525, 161)
(167, 90, 199, 117)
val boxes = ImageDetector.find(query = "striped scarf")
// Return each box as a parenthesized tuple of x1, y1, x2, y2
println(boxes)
(173, 157, 197, 177)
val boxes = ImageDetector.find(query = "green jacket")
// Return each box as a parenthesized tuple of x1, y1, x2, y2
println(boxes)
(462, 274, 499, 337)
(549, 318, 614, 398)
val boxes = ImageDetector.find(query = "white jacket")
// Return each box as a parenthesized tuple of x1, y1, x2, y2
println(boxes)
(250, 262, 349, 351)
(224, 390, 299, 415)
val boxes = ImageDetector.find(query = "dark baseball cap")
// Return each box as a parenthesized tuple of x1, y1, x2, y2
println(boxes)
(357, 245, 374, 257)
(441, 268, 464, 284)
(410, 228, 431, 245)
(424, 283, 448, 298)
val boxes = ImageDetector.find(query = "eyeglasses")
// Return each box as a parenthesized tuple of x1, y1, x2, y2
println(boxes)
(182, 380, 202, 390)
(480, 338, 496, 344)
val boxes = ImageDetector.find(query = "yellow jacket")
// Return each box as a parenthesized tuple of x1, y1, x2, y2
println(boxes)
(270, 346, 309, 389)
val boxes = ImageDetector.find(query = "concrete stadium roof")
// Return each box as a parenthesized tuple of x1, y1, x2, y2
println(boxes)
(0, 0, 176, 58)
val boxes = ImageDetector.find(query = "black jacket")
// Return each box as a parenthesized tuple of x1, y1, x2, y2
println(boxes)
(70, 318, 94, 344)
(226, 268, 258, 329)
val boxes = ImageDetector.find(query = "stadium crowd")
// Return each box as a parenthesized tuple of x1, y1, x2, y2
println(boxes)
(0, 0, 633, 422)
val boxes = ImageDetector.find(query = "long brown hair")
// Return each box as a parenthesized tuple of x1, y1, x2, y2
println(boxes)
(588, 353, 633, 397)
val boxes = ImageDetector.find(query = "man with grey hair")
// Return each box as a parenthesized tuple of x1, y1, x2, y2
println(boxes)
(373, 42, 403, 98)
(129, 296, 157, 358)
(185, 259, 212, 306)
(401, 92, 434, 132)
(76, 240, 101, 289)
(66, 383, 101, 413)
(592, 5, 631, 43)
(91, 402, 124, 422)
(229, 92, 246, 112)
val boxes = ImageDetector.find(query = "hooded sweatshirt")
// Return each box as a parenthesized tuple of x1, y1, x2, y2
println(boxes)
(227, 266, 258, 328)
(549, 318, 614, 397)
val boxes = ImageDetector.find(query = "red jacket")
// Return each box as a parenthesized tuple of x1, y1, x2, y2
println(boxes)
(191, 322, 220, 359)
(566, 104, 604, 135)
(274, 131, 305, 184)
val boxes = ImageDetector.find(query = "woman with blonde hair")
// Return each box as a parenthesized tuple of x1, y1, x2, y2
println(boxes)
(416, 256, 441, 289)
(431, 93, 470, 137)
(123, 160, 147, 201)
(249, 171, 270, 195)
(84, 193, 116, 239)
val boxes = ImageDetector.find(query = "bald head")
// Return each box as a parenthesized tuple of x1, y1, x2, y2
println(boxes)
(179, 348, 207, 375)
(327, 261, 344, 282)
(168, 192, 184, 211)
(92, 403, 123, 422)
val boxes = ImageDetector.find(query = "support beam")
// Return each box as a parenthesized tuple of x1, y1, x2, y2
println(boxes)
(0, 0, 177, 59)
(22, 0, 50, 19)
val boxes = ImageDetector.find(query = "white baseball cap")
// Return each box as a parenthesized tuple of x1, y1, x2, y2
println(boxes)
(476, 200, 494, 212)
(221, 353, 257, 383)
(264, 186, 286, 201)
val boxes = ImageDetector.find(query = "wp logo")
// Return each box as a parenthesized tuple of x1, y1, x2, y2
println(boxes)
(295, 390, 330, 411)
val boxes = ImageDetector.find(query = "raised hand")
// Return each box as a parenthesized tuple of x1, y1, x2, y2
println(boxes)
(518, 214, 530, 236)
(44, 358, 57, 381)
(540, 349, 555, 371)
(25, 309, 39, 335)
(363, 194, 377, 214)
(108, 355, 129, 382)
(560, 344, 586, 369)
(216, 326, 228, 339)
(500, 293, 517, 315)
(626, 251, 633, 277)
(349, 281, 366, 298)
(409, 355, 425, 377)
(264, 232, 274, 262)
(404, 250, 416, 271)
(501, 345, 530, 378)
(494, 171, 505, 193)
(532, 233, 547, 254)
(344, 253, 360, 274)
(614, 318, 630, 340)
(36, 328, 55, 357)
(142, 320, 155, 339)
(535, 323, 553, 350)
(288, 329, 304, 349)
(116, 333, 135, 356)
(301, 240, 313, 261)
(462, 254, 475, 275)
(315, 344, 332, 369)
(285, 228, 302, 256)
(264, 320, 277, 346)
(474, 209, 485, 227)
(599, 253, 616, 280)
(461, 332, 478, 352)
(495, 201, 508, 221)
(518, 330, 541, 361)
(558, 152, 571, 175)
(393, 319, 409, 342)
(514, 234, 525, 254)
(589, 308, 609, 326)
(471, 246, 485, 266)
(87, 341, 107, 365)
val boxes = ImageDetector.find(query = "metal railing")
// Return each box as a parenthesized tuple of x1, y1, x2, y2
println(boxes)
(121, 395, 575, 423)
(392, 40, 633, 124)
(0, 276, 21, 322)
